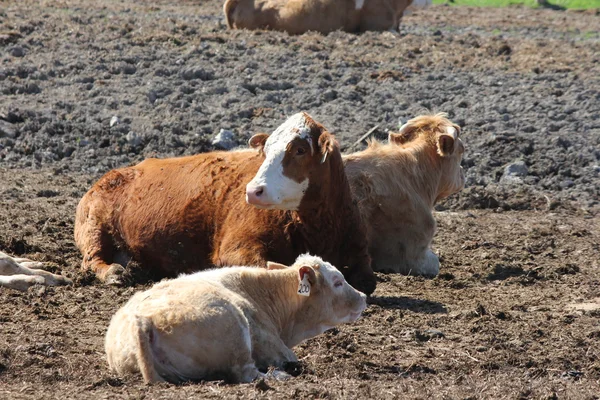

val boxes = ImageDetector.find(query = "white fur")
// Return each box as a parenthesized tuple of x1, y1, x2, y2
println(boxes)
(0, 251, 71, 291)
(246, 113, 311, 210)
(446, 126, 457, 139)
(105, 254, 366, 384)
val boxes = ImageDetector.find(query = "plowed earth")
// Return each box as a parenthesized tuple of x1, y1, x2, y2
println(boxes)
(0, 1, 599, 398)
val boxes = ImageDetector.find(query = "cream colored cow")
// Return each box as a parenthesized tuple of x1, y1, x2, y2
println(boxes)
(224, 0, 432, 35)
(0, 251, 72, 291)
(344, 114, 465, 276)
(105, 254, 367, 383)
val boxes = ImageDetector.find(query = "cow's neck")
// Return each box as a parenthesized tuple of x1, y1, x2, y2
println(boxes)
(292, 151, 356, 260)
(409, 144, 444, 208)
(237, 269, 308, 345)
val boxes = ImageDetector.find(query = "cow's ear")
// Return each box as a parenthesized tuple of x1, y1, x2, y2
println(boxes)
(299, 265, 317, 285)
(389, 122, 417, 145)
(267, 261, 288, 270)
(318, 131, 336, 164)
(249, 133, 269, 153)
(437, 125, 458, 156)
(437, 134, 455, 156)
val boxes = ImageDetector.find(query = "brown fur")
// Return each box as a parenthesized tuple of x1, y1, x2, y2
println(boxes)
(224, 0, 413, 34)
(344, 114, 465, 276)
(74, 118, 375, 294)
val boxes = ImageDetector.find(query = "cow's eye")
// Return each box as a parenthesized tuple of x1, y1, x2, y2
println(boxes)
(334, 281, 343, 288)
(296, 147, 306, 156)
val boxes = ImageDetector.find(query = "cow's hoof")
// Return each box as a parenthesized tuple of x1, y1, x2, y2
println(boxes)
(104, 264, 126, 286)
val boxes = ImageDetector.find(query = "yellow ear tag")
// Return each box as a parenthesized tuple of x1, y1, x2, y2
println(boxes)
(297, 274, 311, 297)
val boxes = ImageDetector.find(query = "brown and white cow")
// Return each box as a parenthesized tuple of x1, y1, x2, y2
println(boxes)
(344, 114, 465, 276)
(0, 251, 72, 291)
(223, 0, 431, 34)
(74, 113, 376, 294)
(105, 254, 366, 383)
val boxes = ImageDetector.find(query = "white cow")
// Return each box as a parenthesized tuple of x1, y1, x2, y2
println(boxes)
(0, 251, 72, 291)
(105, 254, 367, 383)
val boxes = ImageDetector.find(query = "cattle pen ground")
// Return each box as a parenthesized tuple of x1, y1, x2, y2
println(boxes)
(1, 0, 599, 398)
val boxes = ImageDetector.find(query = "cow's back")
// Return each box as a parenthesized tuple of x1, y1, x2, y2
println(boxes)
(75, 149, 265, 278)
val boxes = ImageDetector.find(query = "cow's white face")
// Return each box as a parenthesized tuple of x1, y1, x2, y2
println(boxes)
(294, 254, 367, 327)
(246, 113, 320, 210)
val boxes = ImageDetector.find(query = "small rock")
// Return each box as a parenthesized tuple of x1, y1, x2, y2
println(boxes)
(504, 161, 528, 177)
(180, 67, 213, 81)
(559, 180, 574, 189)
(122, 64, 136, 75)
(147, 90, 158, 104)
(501, 160, 528, 184)
(9, 46, 25, 57)
(126, 131, 143, 147)
(110, 116, 120, 127)
(0, 120, 17, 138)
(212, 129, 236, 150)
(322, 89, 337, 102)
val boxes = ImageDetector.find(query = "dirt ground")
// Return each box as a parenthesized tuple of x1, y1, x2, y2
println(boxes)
(1, 0, 599, 398)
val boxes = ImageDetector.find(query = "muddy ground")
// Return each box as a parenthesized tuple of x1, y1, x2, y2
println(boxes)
(1, 0, 599, 398)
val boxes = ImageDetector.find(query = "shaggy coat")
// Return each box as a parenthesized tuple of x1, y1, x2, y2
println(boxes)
(344, 114, 465, 276)
(74, 114, 376, 294)
(223, 0, 431, 34)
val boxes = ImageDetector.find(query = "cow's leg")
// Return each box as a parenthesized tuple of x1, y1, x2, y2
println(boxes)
(76, 216, 126, 285)
(12, 258, 44, 269)
(0, 252, 71, 290)
(213, 231, 267, 268)
(0, 274, 46, 291)
(251, 330, 298, 372)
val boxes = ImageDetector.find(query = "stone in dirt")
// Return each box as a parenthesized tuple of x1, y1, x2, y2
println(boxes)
(212, 129, 237, 150)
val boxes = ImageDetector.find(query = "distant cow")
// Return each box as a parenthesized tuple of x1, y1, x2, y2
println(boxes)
(0, 251, 72, 291)
(75, 113, 376, 294)
(344, 114, 465, 276)
(224, 0, 431, 34)
(105, 254, 367, 383)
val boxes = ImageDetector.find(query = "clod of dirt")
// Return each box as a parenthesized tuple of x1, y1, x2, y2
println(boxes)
(283, 360, 313, 377)
(555, 264, 580, 275)
(254, 378, 272, 392)
(415, 329, 445, 342)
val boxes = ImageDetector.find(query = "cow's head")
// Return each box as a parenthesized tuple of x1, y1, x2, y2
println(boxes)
(268, 254, 367, 347)
(246, 112, 336, 210)
(388, 114, 465, 201)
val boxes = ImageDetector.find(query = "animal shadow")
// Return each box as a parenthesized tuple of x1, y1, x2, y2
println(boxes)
(368, 296, 447, 314)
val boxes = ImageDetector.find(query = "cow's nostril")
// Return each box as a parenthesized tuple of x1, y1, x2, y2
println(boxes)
(255, 188, 264, 197)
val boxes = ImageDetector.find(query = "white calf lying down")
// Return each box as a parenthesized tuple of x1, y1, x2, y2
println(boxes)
(0, 251, 72, 291)
(105, 254, 367, 383)
(344, 114, 465, 276)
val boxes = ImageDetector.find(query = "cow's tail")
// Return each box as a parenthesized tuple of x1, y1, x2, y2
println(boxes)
(135, 316, 164, 384)
(223, 0, 238, 29)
